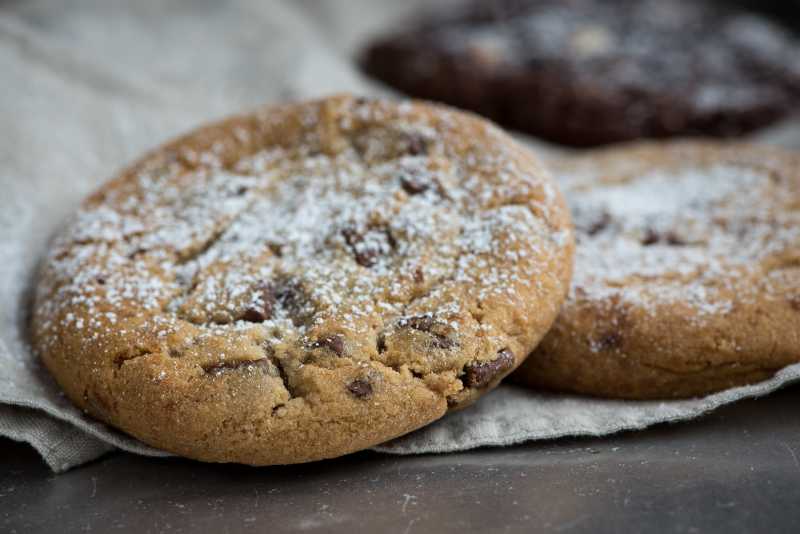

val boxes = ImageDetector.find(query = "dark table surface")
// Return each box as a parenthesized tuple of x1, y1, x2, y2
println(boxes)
(2, 386, 800, 534)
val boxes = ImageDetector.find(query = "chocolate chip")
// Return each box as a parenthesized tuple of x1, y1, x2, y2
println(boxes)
(354, 250, 378, 267)
(596, 331, 623, 351)
(235, 186, 249, 196)
(384, 228, 398, 250)
(665, 232, 686, 246)
(242, 282, 276, 323)
(341, 227, 378, 267)
(789, 295, 800, 311)
(275, 279, 313, 327)
(341, 227, 360, 246)
(586, 212, 611, 236)
(641, 228, 686, 246)
(400, 315, 456, 349)
(267, 242, 284, 257)
(400, 171, 430, 195)
(127, 247, 148, 259)
(347, 378, 373, 398)
(377, 333, 387, 353)
(242, 308, 267, 323)
(276, 281, 300, 307)
(463, 349, 515, 388)
(341, 226, 395, 267)
(313, 334, 345, 356)
(95, 276, 107, 285)
(641, 228, 660, 246)
(413, 267, 425, 284)
(404, 134, 428, 156)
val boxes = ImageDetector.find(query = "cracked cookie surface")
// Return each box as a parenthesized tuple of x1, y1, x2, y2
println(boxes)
(513, 141, 800, 399)
(32, 95, 574, 464)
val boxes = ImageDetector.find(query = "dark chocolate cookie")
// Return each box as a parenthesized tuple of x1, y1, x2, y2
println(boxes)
(361, 0, 800, 146)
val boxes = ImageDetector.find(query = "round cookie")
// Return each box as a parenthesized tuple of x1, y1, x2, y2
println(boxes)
(32, 95, 574, 464)
(361, 0, 800, 147)
(513, 141, 800, 399)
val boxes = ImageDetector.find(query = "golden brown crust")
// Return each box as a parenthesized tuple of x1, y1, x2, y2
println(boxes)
(32, 95, 574, 463)
(513, 140, 800, 399)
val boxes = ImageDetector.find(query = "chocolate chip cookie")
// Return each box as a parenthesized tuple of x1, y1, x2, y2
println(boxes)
(32, 95, 574, 464)
(513, 141, 800, 399)
(361, 0, 800, 146)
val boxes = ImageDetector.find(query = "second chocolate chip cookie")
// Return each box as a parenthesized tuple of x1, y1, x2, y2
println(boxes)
(513, 141, 800, 399)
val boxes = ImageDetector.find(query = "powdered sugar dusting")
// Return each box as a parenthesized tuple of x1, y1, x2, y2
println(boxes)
(33, 96, 572, 383)
(562, 149, 800, 327)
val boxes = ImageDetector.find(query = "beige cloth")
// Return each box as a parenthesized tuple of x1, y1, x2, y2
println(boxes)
(2, 0, 799, 472)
